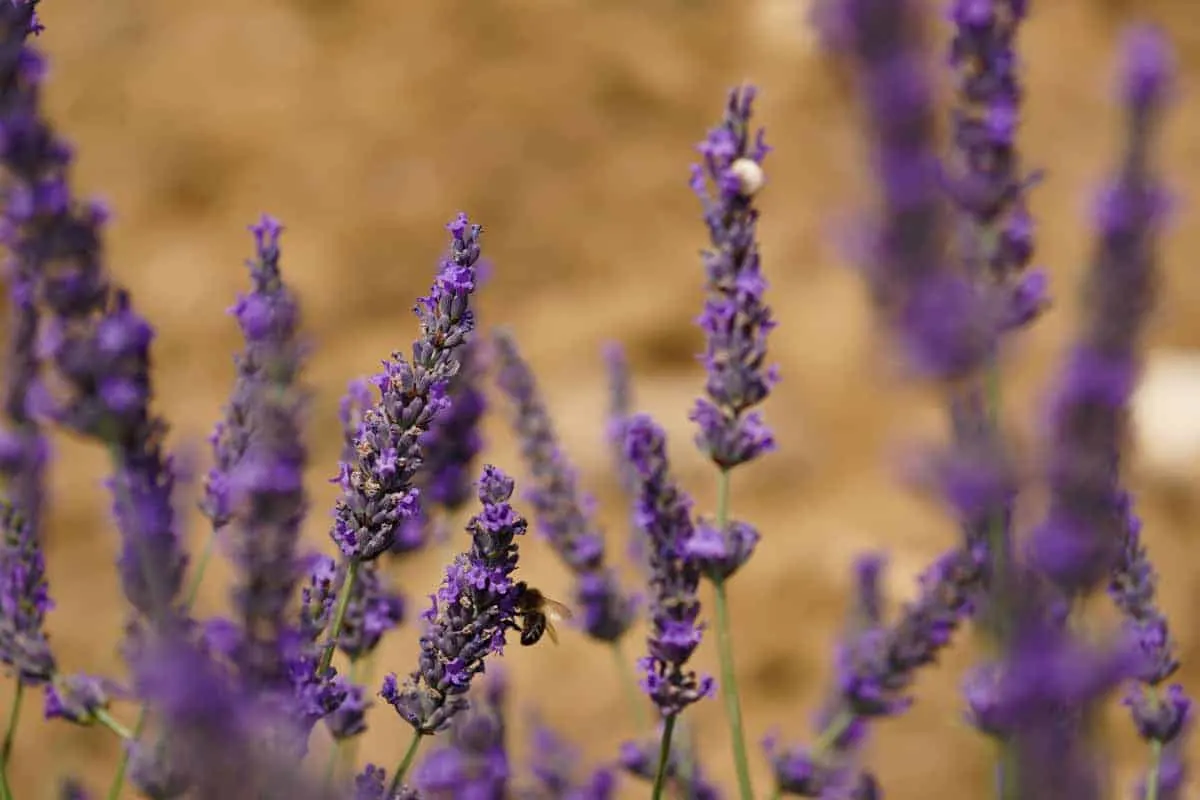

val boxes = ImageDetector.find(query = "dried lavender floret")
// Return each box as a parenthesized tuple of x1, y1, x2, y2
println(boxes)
(381, 465, 524, 734)
(834, 0, 993, 379)
(624, 414, 713, 717)
(494, 330, 633, 642)
(688, 86, 778, 471)
(1027, 23, 1174, 595)
(332, 214, 482, 562)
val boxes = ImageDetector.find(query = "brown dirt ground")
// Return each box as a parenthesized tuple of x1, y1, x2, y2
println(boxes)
(4, 0, 1200, 797)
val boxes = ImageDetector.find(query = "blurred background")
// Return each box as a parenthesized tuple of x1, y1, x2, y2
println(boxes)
(3, 0, 1200, 796)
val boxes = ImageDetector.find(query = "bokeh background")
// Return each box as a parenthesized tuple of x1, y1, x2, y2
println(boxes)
(4, 0, 1200, 797)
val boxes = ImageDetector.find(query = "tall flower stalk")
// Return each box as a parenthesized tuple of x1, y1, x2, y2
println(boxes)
(685, 84, 775, 800)
(321, 213, 482, 675)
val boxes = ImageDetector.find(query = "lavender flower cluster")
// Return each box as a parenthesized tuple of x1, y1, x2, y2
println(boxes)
(0, 0, 1192, 799)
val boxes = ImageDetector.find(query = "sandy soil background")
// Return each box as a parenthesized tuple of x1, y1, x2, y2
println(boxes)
(4, 0, 1200, 797)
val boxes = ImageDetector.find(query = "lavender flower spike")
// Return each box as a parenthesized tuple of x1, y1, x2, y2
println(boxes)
(624, 414, 713, 717)
(0, 2, 185, 625)
(1027, 25, 1173, 595)
(836, 0, 993, 379)
(411, 669, 509, 799)
(494, 330, 634, 642)
(333, 213, 482, 562)
(215, 215, 311, 689)
(946, 0, 1047, 332)
(689, 86, 778, 471)
(381, 465, 525, 734)
(418, 338, 487, 517)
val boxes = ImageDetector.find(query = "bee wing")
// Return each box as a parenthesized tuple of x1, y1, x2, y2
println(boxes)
(543, 598, 574, 622)
(545, 619, 559, 645)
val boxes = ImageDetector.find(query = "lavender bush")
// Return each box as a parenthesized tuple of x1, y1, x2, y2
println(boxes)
(0, 0, 1191, 798)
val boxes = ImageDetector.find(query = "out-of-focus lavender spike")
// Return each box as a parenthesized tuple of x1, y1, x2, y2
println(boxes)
(325, 683, 370, 742)
(210, 216, 313, 694)
(688, 85, 778, 472)
(1027, 24, 1174, 596)
(602, 342, 649, 577)
(623, 414, 713, 717)
(332, 214, 482, 562)
(964, 574, 1139, 800)
(763, 555, 886, 797)
(42, 673, 111, 725)
(834, 0, 993, 379)
(418, 338, 487, 517)
(334, 559, 404, 662)
(411, 669, 508, 799)
(494, 330, 634, 643)
(381, 465, 524, 734)
(57, 779, 89, 800)
(0, 2, 186, 628)
(524, 715, 619, 800)
(354, 766, 422, 800)
(946, 0, 1048, 331)
(131, 635, 344, 800)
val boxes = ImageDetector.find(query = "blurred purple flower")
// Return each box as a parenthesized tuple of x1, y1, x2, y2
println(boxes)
(411, 669, 509, 800)
(494, 330, 634, 643)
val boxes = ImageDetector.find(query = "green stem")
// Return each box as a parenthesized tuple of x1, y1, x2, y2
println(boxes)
(651, 714, 677, 800)
(1, 681, 24, 800)
(1147, 740, 1163, 800)
(318, 560, 360, 676)
(323, 658, 363, 789)
(675, 716, 699, 799)
(713, 579, 754, 800)
(610, 642, 649, 730)
(711, 470, 754, 800)
(386, 730, 425, 795)
(811, 709, 856, 759)
(182, 527, 221, 610)
(92, 709, 133, 741)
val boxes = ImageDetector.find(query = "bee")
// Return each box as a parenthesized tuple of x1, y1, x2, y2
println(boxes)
(512, 581, 573, 646)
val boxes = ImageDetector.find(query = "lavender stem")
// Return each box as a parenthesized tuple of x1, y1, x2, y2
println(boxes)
(91, 708, 132, 740)
(317, 559, 360, 675)
(0, 680, 22, 797)
(1148, 738, 1163, 800)
(652, 714, 677, 800)
(387, 729, 425, 795)
(711, 470, 754, 800)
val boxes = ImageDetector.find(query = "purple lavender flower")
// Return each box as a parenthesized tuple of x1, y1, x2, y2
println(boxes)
(57, 779, 89, 800)
(206, 215, 312, 691)
(43, 673, 109, 725)
(333, 214, 482, 562)
(963, 581, 1139, 800)
(381, 465, 524, 734)
(835, 0, 993, 379)
(602, 343, 648, 575)
(946, 0, 1048, 331)
(325, 682, 370, 741)
(688, 86, 777, 471)
(411, 670, 509, 800)
(418, 339, 487, 516)
(623, 414, 713, 717)
(1027, 25, 1173, 595)
(0, 500, 51, 682)
(494, 330, 633, 643)
(0, 2, 185, 626)
(525, 717, 618, 800)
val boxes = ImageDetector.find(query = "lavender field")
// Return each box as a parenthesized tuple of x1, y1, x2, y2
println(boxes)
(2, 0, 1200, 798)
